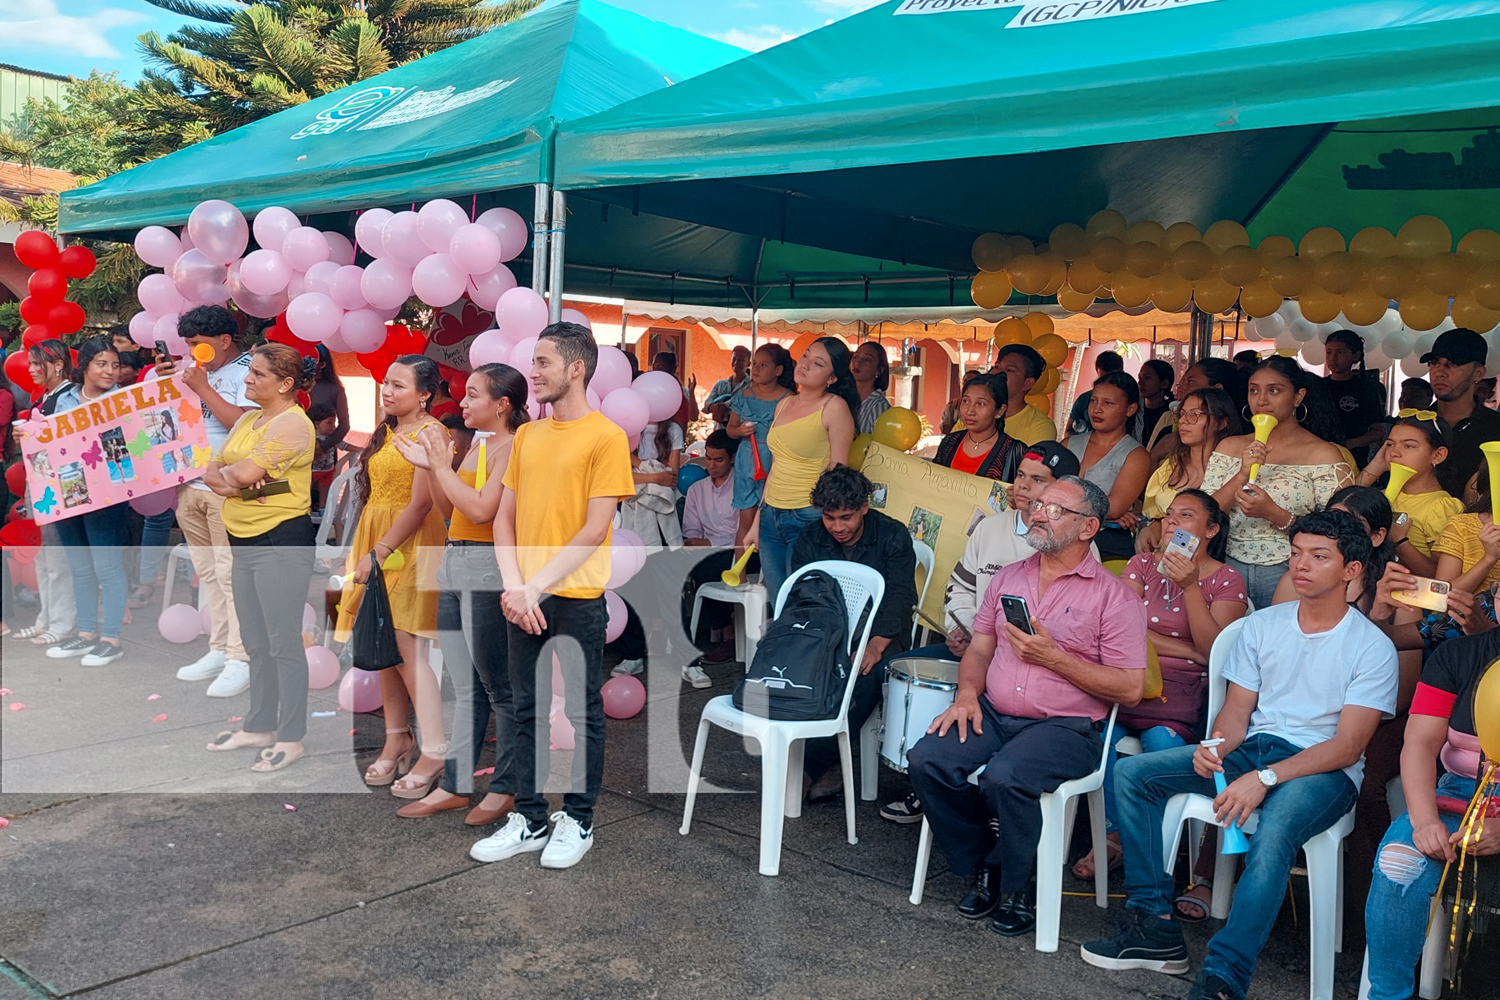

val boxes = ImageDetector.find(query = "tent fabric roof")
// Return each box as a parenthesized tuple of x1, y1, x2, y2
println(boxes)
(57, 0, 743, 238)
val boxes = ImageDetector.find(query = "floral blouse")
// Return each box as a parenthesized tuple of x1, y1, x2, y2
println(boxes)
(1200, 451, 1353, 566)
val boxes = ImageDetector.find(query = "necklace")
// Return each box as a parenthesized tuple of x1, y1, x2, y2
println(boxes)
(963, 428, 999, 453)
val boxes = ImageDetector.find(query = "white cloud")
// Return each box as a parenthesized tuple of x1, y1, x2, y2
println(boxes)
(0, 0, 146, 61)
(712, 25, 799, 52)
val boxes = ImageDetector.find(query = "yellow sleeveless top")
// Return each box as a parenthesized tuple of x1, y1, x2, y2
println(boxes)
(447, 467, 492, 542)
(764, 405, 831, 510)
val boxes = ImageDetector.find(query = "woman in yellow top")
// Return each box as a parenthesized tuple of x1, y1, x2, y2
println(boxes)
(749, 337, 858, 600)
(1136, 388, 1238, 553)
(335, 354, 451, 798)
(390, 363, 528, 825)
(1433, 473, 1500, 593)
(201, 343, 317, 772)
(1354, 413, 1462, 577)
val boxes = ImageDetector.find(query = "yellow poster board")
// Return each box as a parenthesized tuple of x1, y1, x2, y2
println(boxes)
(860, 442, 1010, 625)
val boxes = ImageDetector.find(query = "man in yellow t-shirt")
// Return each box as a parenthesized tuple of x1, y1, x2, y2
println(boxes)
(481, 322, 634, 871)
(993, 344, 1059, 445)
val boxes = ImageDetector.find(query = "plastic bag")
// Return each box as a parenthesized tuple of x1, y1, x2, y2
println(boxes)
(349, 551, 402, 671)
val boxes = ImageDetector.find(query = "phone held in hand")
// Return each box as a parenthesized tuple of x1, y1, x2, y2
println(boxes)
(237, 478, 293, 502)
(999, 595, 1034, 635)
(1158, 529, 1201, 574)
(1393, 576, 1450, 613)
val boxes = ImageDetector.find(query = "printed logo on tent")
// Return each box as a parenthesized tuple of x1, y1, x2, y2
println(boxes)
(291, 78, 519, 140)
(893, 0, 1224, 27)
(1344, 130, 1500, 191)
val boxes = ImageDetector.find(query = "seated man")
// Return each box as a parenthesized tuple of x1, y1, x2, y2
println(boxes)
(791, 466, 917, 802)
(680, 430, 741, 686)
(908, 476, 1146, 936)
(1082, 509, 1398, 1000)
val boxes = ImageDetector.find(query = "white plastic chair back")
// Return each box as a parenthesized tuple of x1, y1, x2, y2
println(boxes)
(1203, 616, 1247, 735)
(910, 538, 936, 644)
(774, 560, 885, 722)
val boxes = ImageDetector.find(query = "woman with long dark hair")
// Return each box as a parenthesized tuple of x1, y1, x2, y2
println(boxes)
(850, 341, 892, 435)
(391, 363, 530, 824)
(310, 344, 350, 454)
(726, 343, 795, 546)
(1137, 358, 1176, 450)
(932, 373, 1026, 481)
(334, 354, 451, 798)
(1137, 387, 1237, 553)
(1150, 357, 1248, 464)
(1066, 371, 1151, 560)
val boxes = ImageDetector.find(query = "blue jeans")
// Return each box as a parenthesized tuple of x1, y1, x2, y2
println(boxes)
(137, 508, 175, 589)
(54, 505, 130, 640)
(1116, 734, 1358, 995)
(1363, 772, 1477, 1000)
(1227, 557, 1288, 611)
(1103, 725, 1186, 833)
(758, 504, 820, 603)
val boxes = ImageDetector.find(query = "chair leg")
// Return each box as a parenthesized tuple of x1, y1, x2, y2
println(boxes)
(732, 601, 746, 665)
(1034, 793, 1065, 953)
(1187, 818, 1204, 875)
(759, 732, 789, 877)
(1306, 836, 1339, 1000)
(1418, 900, 1450, 1000)
(1210, 835, 1237, 920)
(689, 594, 704, 647)
(837, 729, 858, 846)
(1088, 788, 1109, 909)
(1357, 948, 1372, 1000)
(679, 717, 712, 835)
(784, 738, 805, 819)
(1335, 838, 1345, 954)
(859, 710, 881, 802)
(910, 817, 933, 905)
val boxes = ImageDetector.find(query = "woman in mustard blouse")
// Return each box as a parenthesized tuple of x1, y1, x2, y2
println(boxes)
(201, 343, 317, 772)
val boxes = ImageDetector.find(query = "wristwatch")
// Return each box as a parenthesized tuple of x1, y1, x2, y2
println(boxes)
(1257, 768, 1279, 788)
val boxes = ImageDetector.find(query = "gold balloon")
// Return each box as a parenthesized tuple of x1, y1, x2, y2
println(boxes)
(1163, 221, 1203, 252)
(1204, 220, 1250, 255)
(1065, 257, 1105, 295)
(1314, 251, 1363, 294)
(1452, 294, 1500, 333)
(1298, 226, 1346, 259)
(971, 270, 1014, 309)
(1026, 392, 1052, 411)
(1008, 235, 1036, 258)
(1470, 264, 1500, 311)
(1367, 256, 1418, 300)
(1420, 252, 1470, 297)
(1049, 222, 1089, 260)
(1125, 220, 1166, 246)
(1112, 271, 1154, 308)
(1009, 254, 1052, 295)
(1056, 287, 1096, 312)
(1038, 250, 1068, 295)
(1031, 331, 1068, 367)
(1086, 209, 1128, 239)
(1091, 236, 1128, 274)
(972, 233, 1013, 272)
(1193, 274, 1239, 314)
(872, 407, 923, 452)
(1126, 241, 1168, 278)
(848, 432, 874, 470)
(1457, 228, 1500, 265)
(1268, 254, 1312, 297)
(995, 316, 1033, 346)
(1022, 312, 1055, 339)
(1396, 215, 1452, 259)
(1399, 289, 1451, 331)
(1219, 244, 1264, 287)
(1172, 241, 1217, 282)
(1256, 234, 1296, 261)
(1239, 277, 1282, 318)
(1349, 226, 1397, 262)
(1298, 286, 1343, 324)
(1037, 366, 1060, 395)
(1341, 284, 1388, 326)
(1150, 271, 1193, 312)
(1474, 661, 1500, 761)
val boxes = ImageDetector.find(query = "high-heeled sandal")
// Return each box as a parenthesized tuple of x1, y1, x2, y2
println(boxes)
(364, 727, 417, 787)
(390, 743, 448, 800)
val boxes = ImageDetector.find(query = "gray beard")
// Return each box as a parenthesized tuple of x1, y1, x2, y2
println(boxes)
(1024, 527, 1069, 555)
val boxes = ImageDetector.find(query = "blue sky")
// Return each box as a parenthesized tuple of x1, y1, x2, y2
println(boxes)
(0, 0, 885, 82)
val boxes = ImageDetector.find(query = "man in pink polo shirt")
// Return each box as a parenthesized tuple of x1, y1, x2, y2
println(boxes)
(907, 475, 1147, 938)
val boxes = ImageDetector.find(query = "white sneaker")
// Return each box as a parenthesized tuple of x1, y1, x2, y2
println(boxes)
(470, 812, 549, 863)
(682, 664, 711, 689)
(611, 658, 643, 676)
(177, 649, 225, 681)
(206, 659, 249, 697)
(539, 811, 593, 869)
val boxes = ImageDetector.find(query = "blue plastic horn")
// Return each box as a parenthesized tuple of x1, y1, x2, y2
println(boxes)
(1214, 770, 1251, 855)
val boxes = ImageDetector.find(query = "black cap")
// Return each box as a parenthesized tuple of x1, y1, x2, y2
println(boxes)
(1419, 327, 1488, 366)
(1020, 440, 1081, 479)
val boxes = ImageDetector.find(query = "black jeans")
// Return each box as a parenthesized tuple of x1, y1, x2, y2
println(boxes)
(907, 697, 1103, 893)
(229, 516, 316, 742)
(507, 594, 607, 827)
(435, 542, 514, 797)
(803, 656, 889, 781)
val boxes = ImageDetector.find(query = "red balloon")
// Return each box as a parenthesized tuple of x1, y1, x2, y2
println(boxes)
(22, 325, 51, 348)
(18, 296, 47, 325)
(57, 245, 97, 280)
(69, 349, 78, 369)
(4, 463, 25, 498)
(7, 500, 25, 522)
(28, 268, 67, 306)
(47, 301, 85, 334)
(14, 230, 58, 270)
(15, 410, 29, 422)
(296, 389, 311, 410)
(4, 352, 36, 394)
(0, 518, 41, 553)
(13, 558, 37, 591)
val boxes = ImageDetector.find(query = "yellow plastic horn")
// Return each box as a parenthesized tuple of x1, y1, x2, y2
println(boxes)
(1482, 441, 1500, 522)
(721, 544, 756, 587)
(1384, 462, 1418, 503)
(1248, 413, 1278, 483)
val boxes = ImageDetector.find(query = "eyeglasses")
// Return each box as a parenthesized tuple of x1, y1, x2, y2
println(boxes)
(1028, 499, 1090, 520)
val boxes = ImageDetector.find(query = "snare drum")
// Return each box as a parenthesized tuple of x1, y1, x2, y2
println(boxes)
(880, 657, 961, 772)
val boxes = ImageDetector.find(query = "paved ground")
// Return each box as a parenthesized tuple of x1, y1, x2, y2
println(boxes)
(0, 604, 1477, 1000)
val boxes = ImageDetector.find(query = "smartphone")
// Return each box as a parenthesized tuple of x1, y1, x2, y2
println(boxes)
(999, 595, 1035, 635)
(155, 339, 173, 363)
(238, 479, 292, 502)
(1392, 576, 1450, 613)
(1157, 529, 1202, 574)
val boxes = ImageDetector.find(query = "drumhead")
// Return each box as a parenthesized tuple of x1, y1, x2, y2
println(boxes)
(886, 656, 960, 689)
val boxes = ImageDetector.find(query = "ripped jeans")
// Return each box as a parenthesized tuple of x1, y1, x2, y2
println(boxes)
(1363, 772, 1478, 1000)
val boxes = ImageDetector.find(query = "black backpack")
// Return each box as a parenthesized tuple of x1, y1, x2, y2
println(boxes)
(733, 569, 861, 721)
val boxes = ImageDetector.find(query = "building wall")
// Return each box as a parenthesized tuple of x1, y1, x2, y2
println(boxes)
(0, 65, 68, 126)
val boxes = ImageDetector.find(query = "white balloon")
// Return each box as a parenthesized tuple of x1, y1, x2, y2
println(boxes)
(1365, 346, 1393, 371)
(1382, 330, 1415, 359)
(1412, 332, 1438, 360)
(1488, 334, 1500, 374)
(1400, 354, 1428, 377)
(1289, 318, 1319, 343)
(1251, 313, 1285, 341)
(1372, 310, 1404, 337)
(1299, 338, 1326, 366)
(1275, 329, 1299, 353)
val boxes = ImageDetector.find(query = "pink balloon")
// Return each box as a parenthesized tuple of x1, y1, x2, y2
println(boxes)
(602, 675, 646, 719)
(134, 226, 183, 268)
(252, 207, 299, 255)
(286, 292, 343, 342)
(138, 272, 184, 316)
(417, 199, 468, 254)
(129, 311, 158, 348)
(600, 387, 650, 437)
(130, 487, 178, 517)
(633, 370, 685, 423)
(549, 694, 575, 750)
(340, 309, 388, 353)
(411, 253, 466, 307)
(361, 258, 413, 310)
(329, 265, 367, 309)
(199, 603, 212, 636)
(227, 261, 290, 318)
(466, 263, 517, 311)
(586, 386, 601, 410)
(154, 313, 185, 354)
(306, 646, 340, 690)
(382, 211, 429, 267)
(469, 330, 512, 368)
(495, 286, 548, 340)
(240, 249, 292, 294)
(604, 590, 627, 642)
(607, 528, 647, 589)
(158, 603, 201, 644)
(187, 199, 249, 265)
(322, 328, 350, 353)
(193, 282, 234, 307)
(286, 271, 308, 299)
(508, 335, 538, 376)
(592, 346, 633, 398)
(303, 260, 341, 297)
(282, 225, 330, 271)
(355, 208, 393, 258)
(560, 308, 592, 330)
(476, 207, 529, 262)
(171, 248, 227, 303)
(448, 223, 502, 275)
(338, 667, 384, 713)
(324, 231, 355, 267)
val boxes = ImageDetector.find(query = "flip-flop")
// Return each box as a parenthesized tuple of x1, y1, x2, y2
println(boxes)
(252, 747, 302, 772)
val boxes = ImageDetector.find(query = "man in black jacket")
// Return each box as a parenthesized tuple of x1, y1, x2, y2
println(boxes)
(792, 466, 918, 801)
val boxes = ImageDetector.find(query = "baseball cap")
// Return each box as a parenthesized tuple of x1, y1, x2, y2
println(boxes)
(1419, 328, 1488, 366)
(1021, 440, 1080, 479)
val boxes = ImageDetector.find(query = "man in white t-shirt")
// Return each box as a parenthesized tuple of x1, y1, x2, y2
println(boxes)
(155, 306, 255, 697)
(1082, 509, 1398, 1000)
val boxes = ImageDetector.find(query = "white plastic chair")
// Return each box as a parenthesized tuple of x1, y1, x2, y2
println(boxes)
(680, 561, 885, 877)
(689, 577, 768, 667)
(908, 704, 1120, 952)
(314, 463, 362, 572)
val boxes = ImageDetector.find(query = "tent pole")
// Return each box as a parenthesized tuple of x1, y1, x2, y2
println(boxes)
(548, 190, 567, 324)
(751, 307, 759, 351)
(532, 183, 551, 298)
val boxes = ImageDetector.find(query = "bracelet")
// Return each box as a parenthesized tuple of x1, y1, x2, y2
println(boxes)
(374, 542, 392, 556)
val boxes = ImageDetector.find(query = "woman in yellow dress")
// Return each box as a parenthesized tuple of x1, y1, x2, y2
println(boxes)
(336, 354, 451, 798)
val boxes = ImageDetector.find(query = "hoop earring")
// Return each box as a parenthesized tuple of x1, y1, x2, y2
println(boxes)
(1296, 403, 1309, 423)
(1242, 405, 1253, 423)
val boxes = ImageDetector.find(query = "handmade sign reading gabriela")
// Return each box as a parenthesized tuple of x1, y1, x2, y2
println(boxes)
(19, 373, 211, 524)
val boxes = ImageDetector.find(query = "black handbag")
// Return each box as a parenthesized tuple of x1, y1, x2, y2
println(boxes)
(349, 551, 402, 671)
